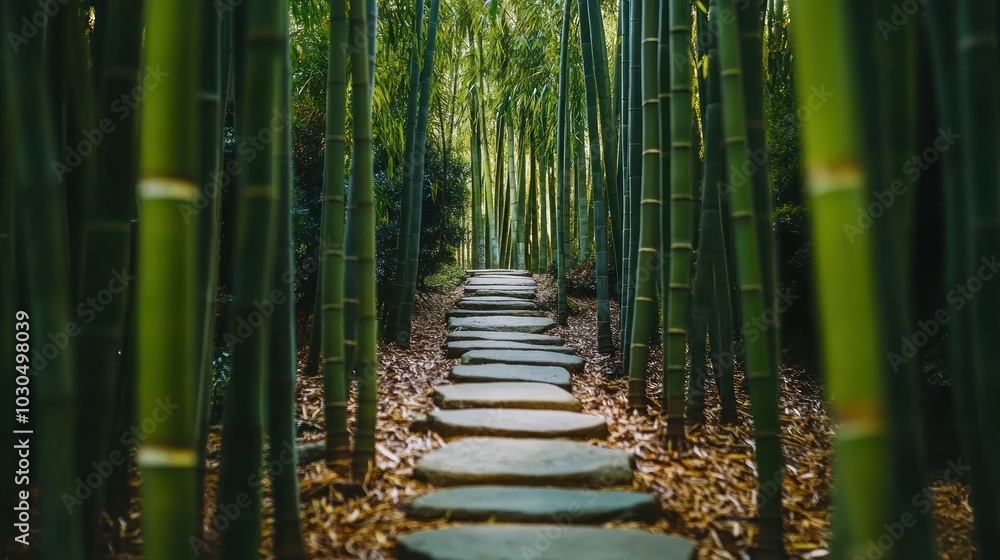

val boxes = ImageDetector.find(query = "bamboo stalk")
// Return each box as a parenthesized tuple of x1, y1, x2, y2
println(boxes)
(717, 0, 784, 554)
(556, 0, 573, 325)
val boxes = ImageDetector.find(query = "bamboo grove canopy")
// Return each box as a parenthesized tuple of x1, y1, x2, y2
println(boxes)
(1, 0, 999, 558)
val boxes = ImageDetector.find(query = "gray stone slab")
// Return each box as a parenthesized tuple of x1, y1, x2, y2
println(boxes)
(424, 409, 607, 439)
(432, 382, 580, 411)
(397, 526, 696, 560)
(462, 349, 585, 373)
(455, 298, 538, 311)
(466, 277, 536, 286)
(413, 437, 633, 487)
(467, 269, 532, 277)
(450, 364, 572, 388)
(446, 308, 546, 319)
(447, 331, 565, 346)
(463, 289, 536, 299)
(447, 316, 554, 333)
(446, 341, 575, 359)
(406, 486, 658, 522)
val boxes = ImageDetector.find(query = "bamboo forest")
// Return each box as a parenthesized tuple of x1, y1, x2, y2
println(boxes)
(2, 0, 998, 558)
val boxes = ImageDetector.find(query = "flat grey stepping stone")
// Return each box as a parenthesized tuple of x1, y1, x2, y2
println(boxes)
(413, 437, 633, 487)
(432, 382, 580, 411)
(448, 331, 564, 346)
(463, 289, 536, 299)
(464, 286, 537, 295)
(451, 364, 572, 388)
(407, 487, 658, 522)
(446, 308, 546, 318)
(423, 409, 608, 439)
(448, 316, 554, 333)
(467, 269, 531, 277)
(462, 349, 585, 373)
(455, 299, 538, 311)
(398, 526, 695, 560)
(467, 278, 536, 288)
(447, 341, 575, 359)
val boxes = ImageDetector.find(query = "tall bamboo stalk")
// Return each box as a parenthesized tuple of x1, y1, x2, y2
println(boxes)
(385, 0, 427, 336)
(348, 0, 379, 481)
(396, 0, 441, 347)
(323, 0, 350, 461)
(926, 1, 1000, 553)
(580, 0, 614, 354)
(957, 0, 1000, 537)
(4, 3, 83, 557)
(619, 0, 631, 347)
(131, 0, 203, 556)
(717, 0, 784, 554)
(268, 23, 307, 559)
(470, 92, 487, 268)
(556, 0, 573, 324)
(626, 0, 659, 407)
(74, 0, 143, 543)
(216, 0, 284, 555)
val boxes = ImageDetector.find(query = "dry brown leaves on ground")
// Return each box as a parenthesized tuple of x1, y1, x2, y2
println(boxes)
(103, 277, 974, 560)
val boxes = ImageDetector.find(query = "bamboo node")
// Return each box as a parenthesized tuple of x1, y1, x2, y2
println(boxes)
(137, 445, 198, 468)
(139, 177, 199, 201)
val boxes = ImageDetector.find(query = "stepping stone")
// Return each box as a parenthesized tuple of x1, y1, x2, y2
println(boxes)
(447, 331, 564, 346)
(446, 340, 575, 359)
(467, 277, 536, 287)
(421, 409, 608, 439)
(445, 308, 546, 319)
(448, 316, 554, 333)
(462, 349, 585, 374)
(432, 382, 580, 411)
(406, 486, 658, 522)
(397, 526, 696, 560)
(413, 437, 633, 487)
(467, 269, 532, 277)
(451, 364, 572, 388)
(455, 298, 538, 311)
(463, 289, 536, 299)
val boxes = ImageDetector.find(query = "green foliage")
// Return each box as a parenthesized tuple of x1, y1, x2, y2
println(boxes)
(376, 145, 470, 297)
(424, 263, 467, 293)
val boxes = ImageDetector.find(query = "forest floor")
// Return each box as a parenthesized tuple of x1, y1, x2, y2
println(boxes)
(106, 275, 976, 560)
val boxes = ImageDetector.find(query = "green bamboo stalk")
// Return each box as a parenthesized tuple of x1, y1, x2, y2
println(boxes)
(717, 0, 784, 554)
(848, 2, 934, 557)
(656, 0, 671, 408)
(385, 0, 426, 336)
(625, 0, 659, 407)
(702, 38, 737, 424)
(71, 0, 143, 545)
(470, 92, 487, 268)
(267, 23, 307, 559)
(661, 0, 695, 443)
(517, 119, 529, 270)
(322, 0, 350, 461)
(396, 0, 441, 347)
(349, 0, 379, 481)
(579, 0, 614, 354)
(575, 127, 589, 262)
(131, 0, 203, 556)
(477, 50, 500, 267)
(957, 0, 1000, 536)
(556, 0, 573, 324)
(539, 124, 551, 273)
(623, 0, 643, 364)
(7, 1, 80, 556)
(619, 0, 631, 347)
(587, 0, 622, 270)
(216, 0, 284, 555)
(0, 60, 13, 552)
(528, 143, 540, 273)
(926, 1, 999, 554)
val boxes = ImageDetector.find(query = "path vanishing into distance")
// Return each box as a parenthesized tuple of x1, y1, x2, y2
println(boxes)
(396, 270, 696, 560)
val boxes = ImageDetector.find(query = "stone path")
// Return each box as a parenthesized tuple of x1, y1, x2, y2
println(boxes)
(396, 270, 696, 560)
